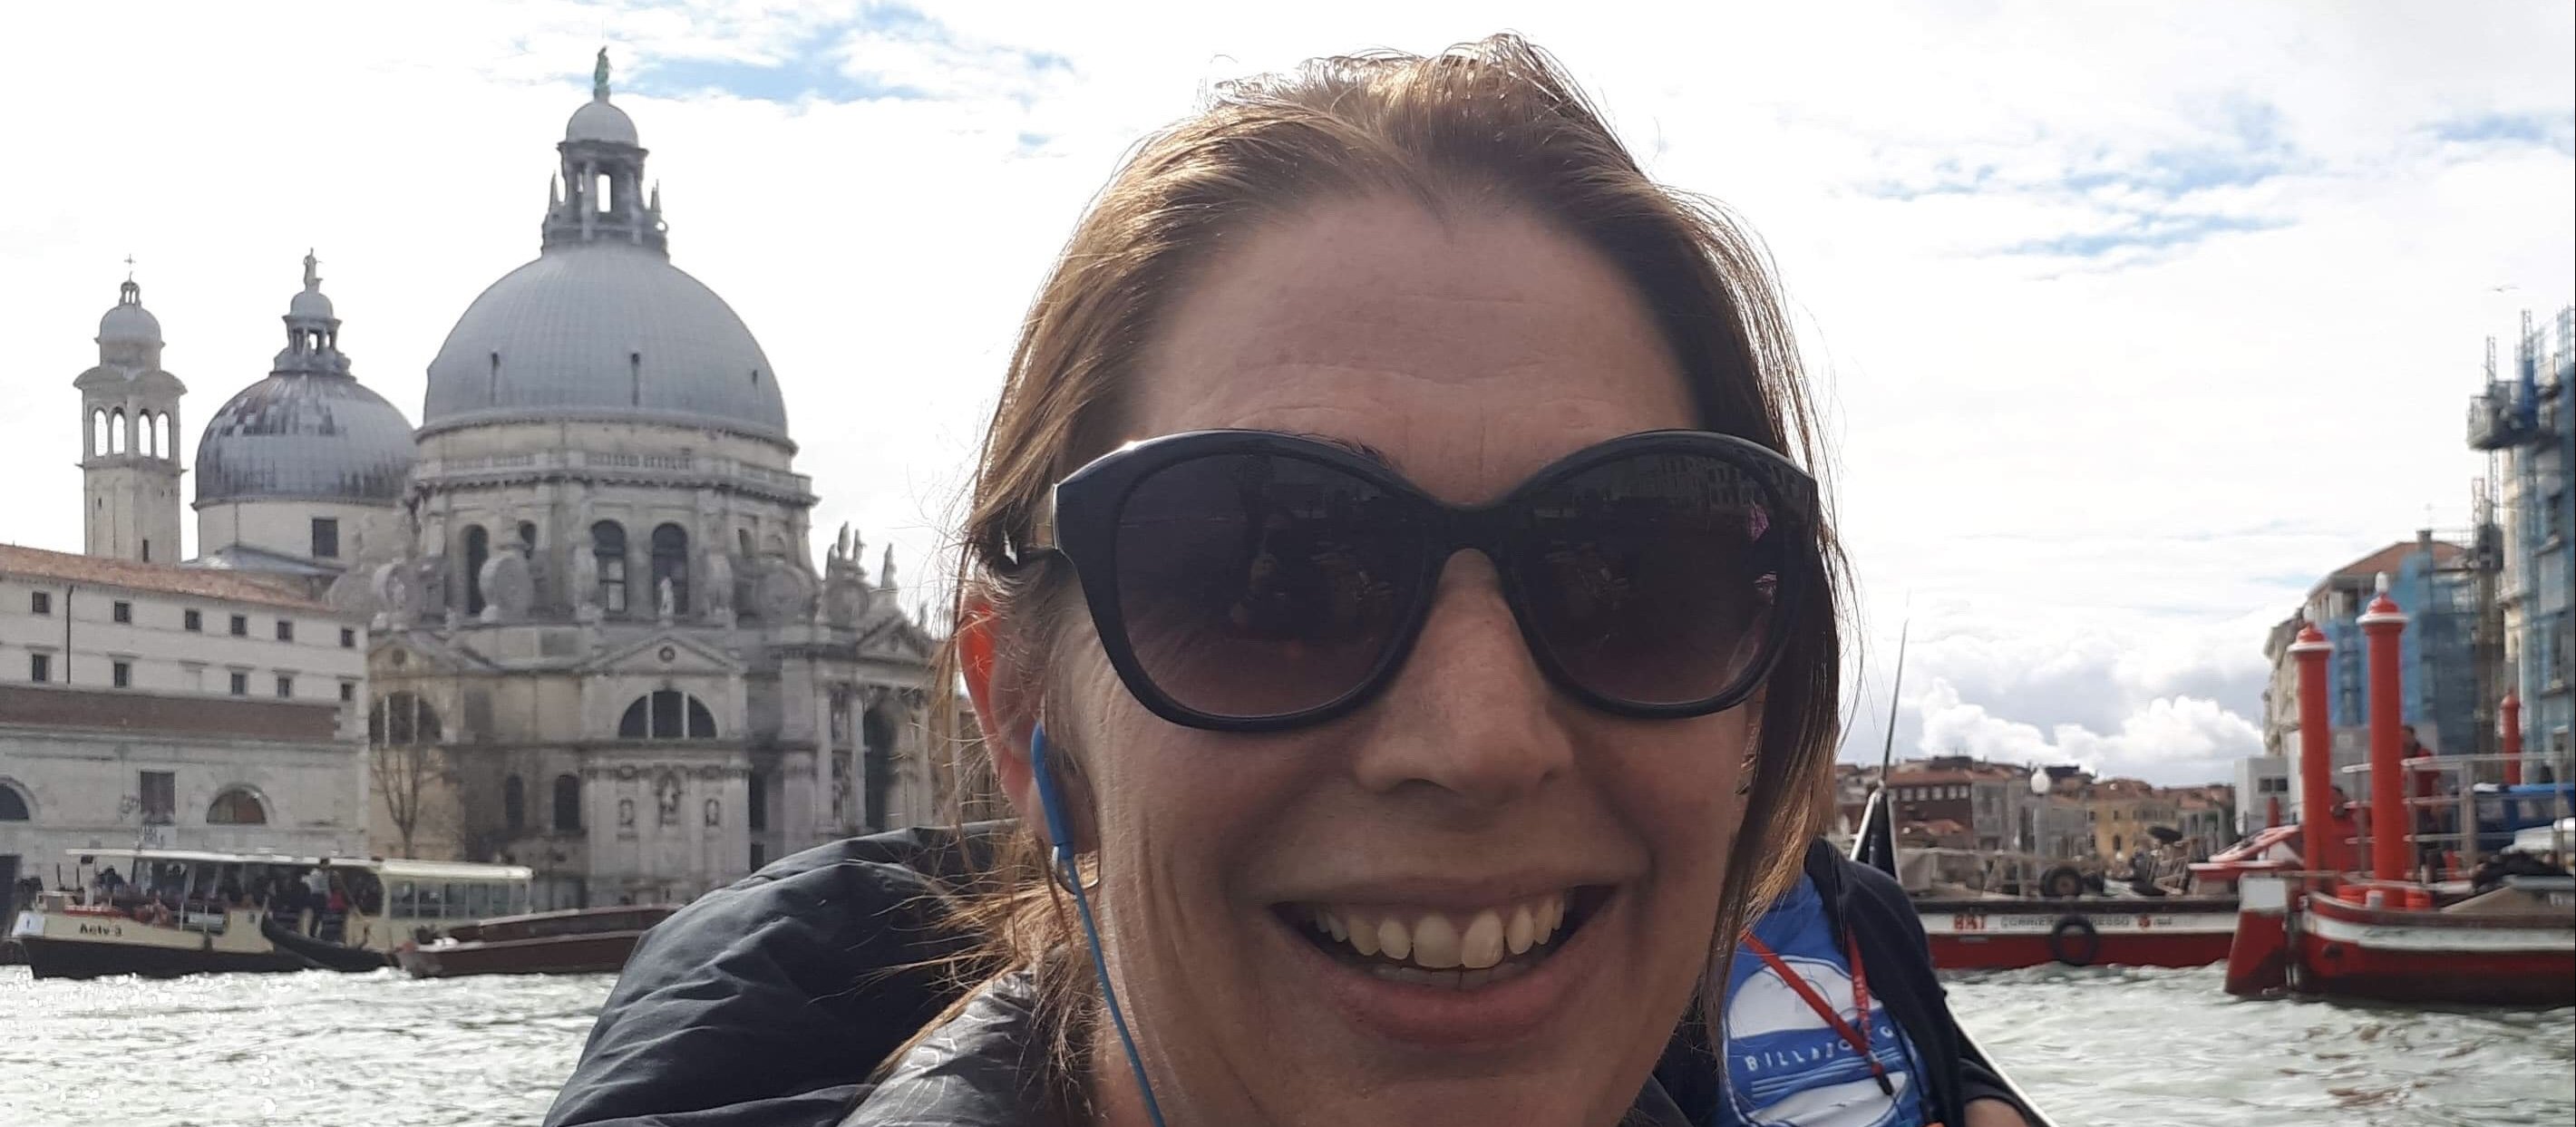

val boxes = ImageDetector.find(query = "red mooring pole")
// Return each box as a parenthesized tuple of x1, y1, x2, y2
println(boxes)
(2503, 691, 2525, 787)
(2360, 577, 2411, 883)
(2290, 624, 2341, 874)
(2267, 794, 2282, 830)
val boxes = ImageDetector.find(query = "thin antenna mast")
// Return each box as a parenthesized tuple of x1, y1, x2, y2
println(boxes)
(1879, 619, 1910, 775)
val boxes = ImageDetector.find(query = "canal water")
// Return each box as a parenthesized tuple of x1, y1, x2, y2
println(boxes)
(1, 964, 2568, 1125)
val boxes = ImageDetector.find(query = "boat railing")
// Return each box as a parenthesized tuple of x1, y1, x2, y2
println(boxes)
(2337, 753, 2575, 883)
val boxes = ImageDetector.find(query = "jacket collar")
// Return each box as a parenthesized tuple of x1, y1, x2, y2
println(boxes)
(847, 971, 1695, 1127)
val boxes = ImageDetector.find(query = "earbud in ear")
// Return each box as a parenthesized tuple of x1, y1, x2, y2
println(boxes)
(1029, 723, 1074, 863)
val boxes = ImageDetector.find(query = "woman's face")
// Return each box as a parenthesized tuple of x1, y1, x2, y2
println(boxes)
(1008, 196, 1755, 1126)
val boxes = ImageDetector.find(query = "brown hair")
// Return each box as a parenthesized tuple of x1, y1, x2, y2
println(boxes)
(909, 31, 1847, 1098)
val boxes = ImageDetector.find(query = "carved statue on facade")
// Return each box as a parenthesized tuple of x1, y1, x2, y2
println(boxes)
(573, 546, 601, 622)
(480, 548, 533, 623)
(703, 549, 735, 626)
(756, 560, 817, 624)
(365, 559, 413, 629)
(656, 577, 676, 625)
(655, 771, 682, 825)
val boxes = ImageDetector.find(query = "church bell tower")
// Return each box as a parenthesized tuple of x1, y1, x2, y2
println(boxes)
(74, 274, 187, 563)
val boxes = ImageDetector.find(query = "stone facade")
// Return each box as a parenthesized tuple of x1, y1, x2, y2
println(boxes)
(329, 61, 942, 907)
(0, 547, 372, 898)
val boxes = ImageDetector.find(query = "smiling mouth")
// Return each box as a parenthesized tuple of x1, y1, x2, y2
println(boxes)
(1275, 888, 1610, 990)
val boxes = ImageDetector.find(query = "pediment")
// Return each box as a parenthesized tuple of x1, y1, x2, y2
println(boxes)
(368, 632, 496, 675)
(580, 630, 744, 676)
(854, 611, 936, 664)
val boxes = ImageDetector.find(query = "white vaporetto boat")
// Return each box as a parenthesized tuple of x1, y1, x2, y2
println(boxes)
(9, 849, 531, 980)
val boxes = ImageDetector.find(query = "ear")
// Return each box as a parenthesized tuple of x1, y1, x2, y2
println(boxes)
(958, 595, 1050, 842)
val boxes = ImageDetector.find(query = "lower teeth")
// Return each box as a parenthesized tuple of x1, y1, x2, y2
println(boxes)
(1364, 953, 1539, 989)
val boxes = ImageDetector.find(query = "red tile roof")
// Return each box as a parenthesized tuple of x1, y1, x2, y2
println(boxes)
(1, 542, 332, 612)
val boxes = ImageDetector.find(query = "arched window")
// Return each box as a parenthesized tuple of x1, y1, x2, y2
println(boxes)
(463, 525, 490, 615)
(207, 787, 268, 825)
(368, 692, 444, 745)
(90, 409, 108, 457)
(591, 521, 628, 615)
(109, 407, 127, 453)
(503, 774, 526, 831)
(650, 523, 690, 615)
(0, 782, 30, 821)
(618, 690, 717, 740)
(552, 773, 582, 832)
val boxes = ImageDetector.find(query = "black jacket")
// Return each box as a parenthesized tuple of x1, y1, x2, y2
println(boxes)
(549, 829, 2027, 1127)
(545, 825, 1001, 1127)
(1653, 838, 2027, 1126)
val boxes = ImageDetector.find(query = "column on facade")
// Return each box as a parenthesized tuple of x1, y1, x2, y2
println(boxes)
(810, 680, 832, 840)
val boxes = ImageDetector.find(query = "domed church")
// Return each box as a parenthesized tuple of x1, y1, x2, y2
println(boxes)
(68, 53, 943, 908)
(349, 53, 943, 907)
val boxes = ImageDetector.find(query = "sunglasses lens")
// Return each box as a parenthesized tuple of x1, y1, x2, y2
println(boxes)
(1512, 452, 1786, 708)
(1113, 453, 1426, 719)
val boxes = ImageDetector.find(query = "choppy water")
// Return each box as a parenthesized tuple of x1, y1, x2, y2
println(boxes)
(0, 964, 2568, 1125)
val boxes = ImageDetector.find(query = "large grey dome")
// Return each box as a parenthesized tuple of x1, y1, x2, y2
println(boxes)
(197, 374, 417, 505)
(420, 241, 789, 441)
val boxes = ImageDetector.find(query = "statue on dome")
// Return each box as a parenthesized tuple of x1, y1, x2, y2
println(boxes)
(593, 48, 611, 100)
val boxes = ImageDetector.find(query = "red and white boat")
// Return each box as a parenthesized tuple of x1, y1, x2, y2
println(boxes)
(2223, 602, 2576, 1007)
(1919, 895, 2240, 970)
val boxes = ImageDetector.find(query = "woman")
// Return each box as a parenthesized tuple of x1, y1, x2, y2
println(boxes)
(862, 34, 1852, 1127)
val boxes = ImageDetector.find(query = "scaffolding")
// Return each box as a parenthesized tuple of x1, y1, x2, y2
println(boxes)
(2466, 306, 2576, 786)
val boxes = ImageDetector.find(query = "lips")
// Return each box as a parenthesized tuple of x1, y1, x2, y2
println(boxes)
(1268, 884, 1616, 1046)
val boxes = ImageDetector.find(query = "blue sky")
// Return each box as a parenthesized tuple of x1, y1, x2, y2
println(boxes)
(2, 0, 2569, 784)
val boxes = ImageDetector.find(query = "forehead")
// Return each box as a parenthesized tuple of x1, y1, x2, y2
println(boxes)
(1123, 195, 1693, 503)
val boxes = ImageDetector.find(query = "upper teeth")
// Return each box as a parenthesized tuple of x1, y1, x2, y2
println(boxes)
(1307, 892, 1569, 972)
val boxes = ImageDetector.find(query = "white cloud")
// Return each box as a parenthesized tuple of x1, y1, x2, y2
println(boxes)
(1, 2, 2568, 780)
(1912, 678, 2264, 785)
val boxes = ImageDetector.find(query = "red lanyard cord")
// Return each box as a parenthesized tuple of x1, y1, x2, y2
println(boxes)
(1740, 933, 1896, 1096)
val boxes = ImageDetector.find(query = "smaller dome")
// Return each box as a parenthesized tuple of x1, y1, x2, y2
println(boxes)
(99, 281, 161, 343)
(289, 287, 335, 320)
(567, 99, 637, 145)
(196, 374, 417, 506)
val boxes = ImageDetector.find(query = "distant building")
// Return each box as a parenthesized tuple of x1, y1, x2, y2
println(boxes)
(2467, 306, 2576, 783)
(2232, 755, 2291, 836)
(36, 55, 948, 910)
(2164, 784, 2236, 858)
(2260, 537, 2477, 819)
(0, 543, 372, 899)
(2085, 778, 2175, 862)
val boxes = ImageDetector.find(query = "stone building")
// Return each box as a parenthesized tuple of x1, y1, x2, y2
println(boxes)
(73, 278, 186, 565)
(0, 542, 372, 898)
(20, 52, 942, 910)
(333, 56, 940, 907)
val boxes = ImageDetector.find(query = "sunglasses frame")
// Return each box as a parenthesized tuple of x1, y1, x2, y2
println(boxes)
(1021, 429, 1818, 733)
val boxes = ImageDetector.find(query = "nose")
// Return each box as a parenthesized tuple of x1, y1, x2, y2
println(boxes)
(1350, 550, 1574, 807)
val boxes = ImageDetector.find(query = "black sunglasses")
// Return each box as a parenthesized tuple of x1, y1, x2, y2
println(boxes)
(1016, 429, 1817, 733)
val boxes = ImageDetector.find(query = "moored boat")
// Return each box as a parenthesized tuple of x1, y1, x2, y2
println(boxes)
(394, 904, 676, 978)
(2223, 598, 2576, 1007)
(9, 849, 532, 980)
(1919, 895, 2240, 970)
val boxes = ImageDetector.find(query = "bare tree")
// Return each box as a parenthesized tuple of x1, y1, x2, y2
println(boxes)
(368, 692, 446, 858)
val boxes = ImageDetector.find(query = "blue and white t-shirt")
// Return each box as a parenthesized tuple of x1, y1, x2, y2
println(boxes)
(1711, 873, 1927, 1127)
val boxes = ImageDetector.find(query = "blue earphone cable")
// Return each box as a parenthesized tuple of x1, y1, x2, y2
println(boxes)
(1030, 724, 1171, 1127)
